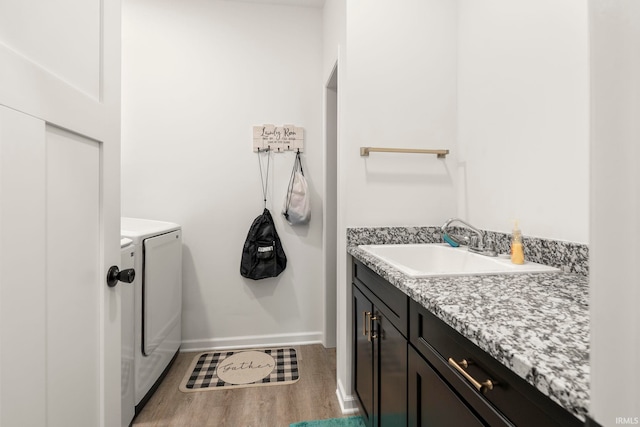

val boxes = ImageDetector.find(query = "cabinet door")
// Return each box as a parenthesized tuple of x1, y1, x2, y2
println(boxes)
(354, 285, 375, 427)
(408, 347, 485, 427)
(378, 314, 408, 426)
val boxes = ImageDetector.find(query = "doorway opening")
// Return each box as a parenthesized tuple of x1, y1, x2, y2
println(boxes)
(323, 62, 338, 348)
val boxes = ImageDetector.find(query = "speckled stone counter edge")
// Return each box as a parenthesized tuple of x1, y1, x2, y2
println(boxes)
(347, 226, 589, 276)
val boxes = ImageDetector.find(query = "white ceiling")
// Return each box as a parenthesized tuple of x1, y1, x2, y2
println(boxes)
(222, 0, 325, 8)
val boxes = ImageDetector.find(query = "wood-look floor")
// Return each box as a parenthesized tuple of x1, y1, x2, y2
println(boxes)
(132, 344, 350, 427)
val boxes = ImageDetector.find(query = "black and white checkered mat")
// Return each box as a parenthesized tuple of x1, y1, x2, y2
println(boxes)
(179, 347, 300, 392)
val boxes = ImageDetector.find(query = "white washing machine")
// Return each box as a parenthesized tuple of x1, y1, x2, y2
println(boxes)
(121, 217, 182, 414)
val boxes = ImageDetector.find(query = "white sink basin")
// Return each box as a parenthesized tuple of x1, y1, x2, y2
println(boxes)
(358, 243, 560, 277)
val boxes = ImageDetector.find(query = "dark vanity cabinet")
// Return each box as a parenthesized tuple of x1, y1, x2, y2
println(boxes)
(408, 345, 486, 427)
(352, 258, 583, 427)
(409, 301, 582, 427)
(353, 260, 408, 427)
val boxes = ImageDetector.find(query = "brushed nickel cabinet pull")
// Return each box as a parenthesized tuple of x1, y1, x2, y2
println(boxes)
(368, 314, 378, 341)
(363, 311, 370, 336)
(448, 358, 494, 392)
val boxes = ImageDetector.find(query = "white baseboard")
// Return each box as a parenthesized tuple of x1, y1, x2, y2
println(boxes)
(180, 331, 323, 352)
(336, 378, 359, 415)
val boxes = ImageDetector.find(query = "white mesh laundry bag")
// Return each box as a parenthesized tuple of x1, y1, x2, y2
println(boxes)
(282, 152, 310, 225)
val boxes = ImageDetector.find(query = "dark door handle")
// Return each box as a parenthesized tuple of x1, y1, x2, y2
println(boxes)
(106, 266, 136, 288)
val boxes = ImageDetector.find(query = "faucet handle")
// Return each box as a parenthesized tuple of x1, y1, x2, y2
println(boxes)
(484, 237, 495, 250)
(478, 237, 498, 257)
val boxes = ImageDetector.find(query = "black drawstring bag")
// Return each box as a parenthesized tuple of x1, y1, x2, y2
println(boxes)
(240, 208, 287, 280)
(240, 149, 287, 280)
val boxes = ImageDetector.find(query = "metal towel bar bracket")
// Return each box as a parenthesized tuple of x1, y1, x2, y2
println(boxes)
(360, 147, 449, 158)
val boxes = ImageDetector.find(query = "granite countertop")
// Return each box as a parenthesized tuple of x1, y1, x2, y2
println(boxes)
(348, 244, 590, 422)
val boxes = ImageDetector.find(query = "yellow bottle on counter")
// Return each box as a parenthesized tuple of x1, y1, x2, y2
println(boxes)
(511, 220, 525, 265)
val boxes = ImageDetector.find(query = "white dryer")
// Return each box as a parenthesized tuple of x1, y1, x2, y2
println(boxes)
(120, 238, 135, 427)
(121, 218, 182, 413)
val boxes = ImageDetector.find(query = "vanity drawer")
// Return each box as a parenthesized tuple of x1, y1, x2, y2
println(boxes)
(353, 259, 408, 337)
(409, 300, 582, 427)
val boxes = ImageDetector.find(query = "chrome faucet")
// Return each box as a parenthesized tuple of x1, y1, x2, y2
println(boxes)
(441, 217, 497, 257)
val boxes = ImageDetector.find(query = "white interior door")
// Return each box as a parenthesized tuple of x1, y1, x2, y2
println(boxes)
(0, 1, 122, 427)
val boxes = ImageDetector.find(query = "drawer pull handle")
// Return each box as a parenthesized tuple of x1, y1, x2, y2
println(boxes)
(368, 314, 378, 342)
(448, 358, 494, 392)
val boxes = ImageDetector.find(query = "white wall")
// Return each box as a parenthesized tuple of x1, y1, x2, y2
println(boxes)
(322, 0, 345, 80)
(457, 0, 589, 243)
(344, 0, 458, 228)
(589, 1, 640, 425)
(122, 0, 324, 350)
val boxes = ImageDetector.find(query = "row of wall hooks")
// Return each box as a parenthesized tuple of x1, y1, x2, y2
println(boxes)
(257, 147, 302, 154)
(253, 124, 304, 153)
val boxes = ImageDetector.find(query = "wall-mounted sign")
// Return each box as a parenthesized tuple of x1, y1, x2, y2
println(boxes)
(253, 124, 304, 152)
